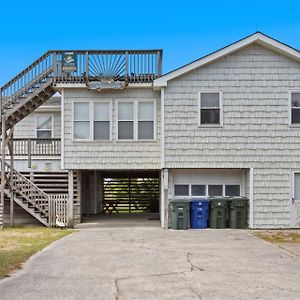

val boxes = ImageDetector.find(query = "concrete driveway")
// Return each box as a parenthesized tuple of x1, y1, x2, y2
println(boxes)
(1, 219, 300, 299)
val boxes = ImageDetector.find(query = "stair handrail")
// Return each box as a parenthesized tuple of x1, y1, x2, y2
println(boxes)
(0, 51, 55, 105)
(4, 162, 50, 213)
(1, 51, 53, 91)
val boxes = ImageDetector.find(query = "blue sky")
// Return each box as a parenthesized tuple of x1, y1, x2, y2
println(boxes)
(1, 0, 300, 85)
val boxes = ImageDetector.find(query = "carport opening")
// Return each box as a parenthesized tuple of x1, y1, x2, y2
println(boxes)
(103, 174, 159, 214)
(80, 170, 160, 225)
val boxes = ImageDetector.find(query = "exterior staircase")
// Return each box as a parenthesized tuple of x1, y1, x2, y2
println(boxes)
(1, 52, 57, 226)
(3, 163, 50, 226)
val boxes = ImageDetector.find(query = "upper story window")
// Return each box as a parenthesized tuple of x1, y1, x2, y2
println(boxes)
(290, 92, 300, 125)
(36, 114, 52, 139)
(199, 91, 222, 125)
(73, 101, 111, 140)
(117, 101, 155, 140)
(74, 102, 90, 140)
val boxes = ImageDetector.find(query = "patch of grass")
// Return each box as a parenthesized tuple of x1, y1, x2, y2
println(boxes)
(0, 226, 75, 279)
(255, 231, 300, 243)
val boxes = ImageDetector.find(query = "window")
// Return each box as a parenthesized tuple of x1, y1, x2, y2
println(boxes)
(290, 92, 300, 125)
(174, 185, 189, 196)
(74, 102, 90, 139)
(294, 173, 300, 200)
(199, 91, 222, 125)
(118, 102, 134, 139)
(73, 102, 111, 140)
(94, 102, 110, 140)
(191, 185, 206, 196)
(225, 185, 240, 197)
(208, 185, 223, 196)
(117, 101, 155, 140)
(138, 102, 154, 139)
(36, 114, 52, 139)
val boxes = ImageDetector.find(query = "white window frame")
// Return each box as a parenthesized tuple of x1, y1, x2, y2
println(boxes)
(292, 171, 300, 202)
(116, 99, 156, 141)
(198, 90, 223, 127)
(72, 100, 112, 141)
(289, 90, 300, 127)
(35, 113, 54, 139)
(173, 183, 241, 198)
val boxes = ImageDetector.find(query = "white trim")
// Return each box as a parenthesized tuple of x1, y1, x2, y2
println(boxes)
(36, 106, 61, 112)
(198, 90, 223, 127)
(61, 89, 65, 169)
(116, 99, 157, 141)
(154, 32, 300, 87)
(249, 168, 254, 229)
(160, 88, 165, 169)
(289, 90, 300, 127)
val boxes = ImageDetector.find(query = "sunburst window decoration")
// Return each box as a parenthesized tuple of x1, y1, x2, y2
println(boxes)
(88, 52, 127, 83)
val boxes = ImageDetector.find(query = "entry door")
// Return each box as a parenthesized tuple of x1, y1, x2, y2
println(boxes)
(291, 172, 300, 227)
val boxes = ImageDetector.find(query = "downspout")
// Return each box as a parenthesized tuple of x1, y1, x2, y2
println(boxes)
(249, 168, 254, 229)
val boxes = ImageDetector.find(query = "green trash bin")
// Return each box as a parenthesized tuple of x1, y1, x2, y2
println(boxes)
(209, 197, 229, 229)
(229, 197, 248, 229)
(170, 199, 189, 230)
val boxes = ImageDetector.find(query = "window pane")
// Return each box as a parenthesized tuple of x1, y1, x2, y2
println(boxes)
(174, 185, 189, 196)
(191, 185, 206, 196)
(118, 102, 133, 120)
(138, 102, 154, 120)
(36, 115, 52, 129)
(294, 174, 300, 200)
(138, 121, 154, 139)
(225, 185, 240, 197)
(292, 109, 300, 124)
(74, 121, 90, 139)
(208, 185, 223, 196)
(201, 109, 220, 124)
(37, 130, 52, 139)
(94, 121, 110, 140)
(74, 103, 89, 121)
(291, 93, 300, 107)
(118, 121, 134, 139)
(201, 92, 219, 108)
(94, 103, 110, 121)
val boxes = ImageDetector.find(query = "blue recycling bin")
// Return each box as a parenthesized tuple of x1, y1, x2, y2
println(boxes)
(190, 199, 209, 229)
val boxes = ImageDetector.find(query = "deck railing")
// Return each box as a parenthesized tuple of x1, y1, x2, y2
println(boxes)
(5, 138, 61, 157)
(53, 50, 162, 84)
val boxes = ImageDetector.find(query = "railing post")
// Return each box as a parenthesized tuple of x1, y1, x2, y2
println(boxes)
(85, 51, 89, 81)
(27, 139, 32, 169)
(157, 50, 162, 77)
(53, 51, 57, 83)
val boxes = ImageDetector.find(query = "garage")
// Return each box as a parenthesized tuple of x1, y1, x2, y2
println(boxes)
(171, 169, 246, 199)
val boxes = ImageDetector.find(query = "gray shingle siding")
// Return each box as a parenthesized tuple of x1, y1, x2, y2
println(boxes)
(163, 43, 300, 228)
(63, 88, 160, 170)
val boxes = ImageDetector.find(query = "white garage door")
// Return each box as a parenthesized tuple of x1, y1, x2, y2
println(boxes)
(173, 169, 244, 198)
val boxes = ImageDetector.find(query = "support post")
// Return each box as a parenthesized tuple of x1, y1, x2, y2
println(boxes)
(68, 170, 74, 228)
(0, 116, 6, 229)
(9, 128, 14, 227)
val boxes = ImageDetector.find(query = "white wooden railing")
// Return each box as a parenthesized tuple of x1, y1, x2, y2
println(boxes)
(9, 138, 61, 156)
(48, 194, 68, 227)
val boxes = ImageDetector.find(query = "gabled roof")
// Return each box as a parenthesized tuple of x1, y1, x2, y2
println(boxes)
(154, 32, 300, 87)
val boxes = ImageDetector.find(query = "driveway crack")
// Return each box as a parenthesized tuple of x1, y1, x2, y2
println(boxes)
(114, 278, 120, 300)
(187, 252, 204, 272)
